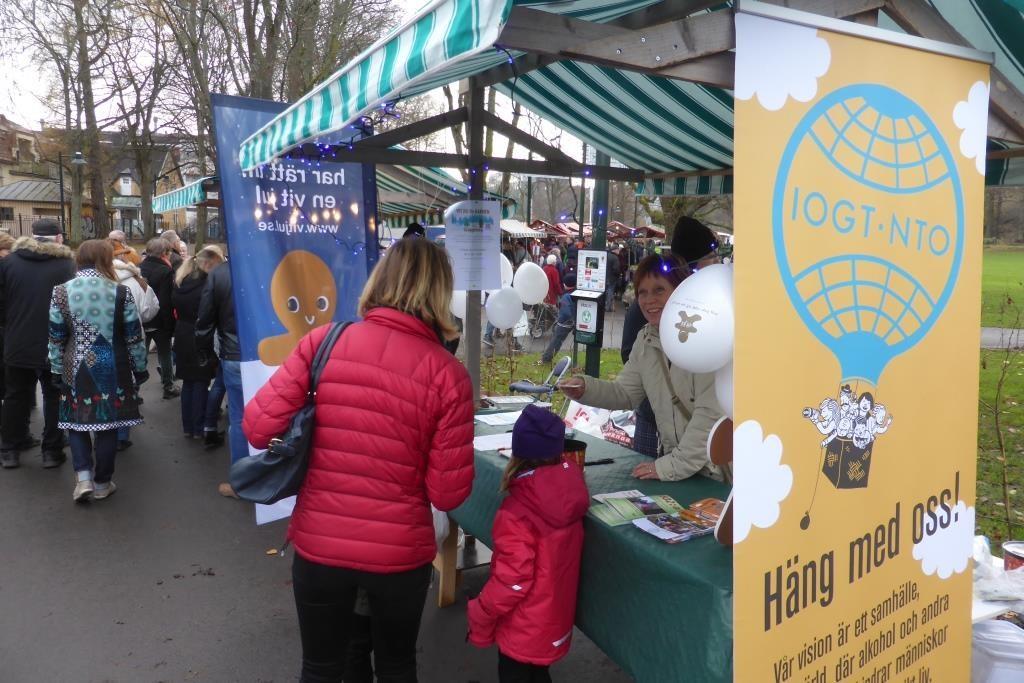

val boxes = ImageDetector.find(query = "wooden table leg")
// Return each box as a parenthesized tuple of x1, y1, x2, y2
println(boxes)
(433, 517, 460, 607)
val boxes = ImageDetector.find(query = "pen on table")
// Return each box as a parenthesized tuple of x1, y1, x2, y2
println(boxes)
(584, 458, 615, 467)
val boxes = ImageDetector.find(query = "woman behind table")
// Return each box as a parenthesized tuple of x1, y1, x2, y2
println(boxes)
(559, 253, 725, 482)
(172, 245, 225, 441)
(48, 239, 149, 502)
(243, 237, 474, 682)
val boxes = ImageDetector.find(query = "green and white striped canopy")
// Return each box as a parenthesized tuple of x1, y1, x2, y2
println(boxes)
(376, 162, 512, 218)
(239, 0, 1024, 193)
(152, 176, 214, 214)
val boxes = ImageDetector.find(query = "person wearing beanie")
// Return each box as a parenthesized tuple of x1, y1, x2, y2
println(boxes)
(542, 253, 563, 307)
(468, 404, 590, 681)
(670, 216, 721, 271)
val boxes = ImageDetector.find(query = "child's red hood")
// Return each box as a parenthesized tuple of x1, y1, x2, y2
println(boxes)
(508, 461, 590, 530)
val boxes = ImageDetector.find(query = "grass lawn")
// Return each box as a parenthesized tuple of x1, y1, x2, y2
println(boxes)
(977, 348, 1024, 548)
(981, 246, 1024, 328)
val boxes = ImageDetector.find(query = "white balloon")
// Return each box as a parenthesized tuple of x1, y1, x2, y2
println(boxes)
(485, 287, 523, 329)
(658, 263, 734, 373)
(499, 254, 514, 288)
(450, 290, 467, 320)
(512, 261, 549, 305)
(714, 360, 733, 419)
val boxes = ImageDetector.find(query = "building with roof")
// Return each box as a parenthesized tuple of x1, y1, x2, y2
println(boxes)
(0, 178, 64, 237)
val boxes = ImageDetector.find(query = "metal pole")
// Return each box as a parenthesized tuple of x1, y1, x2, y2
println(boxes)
(586, 151, 610, 378)
(578, 143, 587, 241)
(525, 151, 532, 224)
(465, 80, 485, 407)
(57, 152, 66, 235)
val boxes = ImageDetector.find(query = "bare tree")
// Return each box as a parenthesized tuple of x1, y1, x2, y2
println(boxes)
(104, 3, 174, 240)
(71, 0, 113, 236)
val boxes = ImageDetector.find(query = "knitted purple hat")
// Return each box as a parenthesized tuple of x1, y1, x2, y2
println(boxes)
(512, 404, 565, 461)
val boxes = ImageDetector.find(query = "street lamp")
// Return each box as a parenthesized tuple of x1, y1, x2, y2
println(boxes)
(70, 151, 86, 244)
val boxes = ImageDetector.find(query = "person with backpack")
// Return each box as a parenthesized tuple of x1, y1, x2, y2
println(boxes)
(468, 405, 590, 682)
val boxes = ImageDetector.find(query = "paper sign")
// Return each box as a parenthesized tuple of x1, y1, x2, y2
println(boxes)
(444, 200, 501, 291)
(577, 249, 607, 292)
(576, 299, 599, 333)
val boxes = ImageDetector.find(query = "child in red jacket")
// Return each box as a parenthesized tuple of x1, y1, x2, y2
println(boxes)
(468, 404, 591, 682)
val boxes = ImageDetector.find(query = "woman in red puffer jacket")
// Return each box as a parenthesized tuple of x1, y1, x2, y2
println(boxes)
(244, 238, 474, 683)
(468, 405, 590, 681)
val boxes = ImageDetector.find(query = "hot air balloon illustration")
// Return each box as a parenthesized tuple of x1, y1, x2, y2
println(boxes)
(772, 84, 964, 528)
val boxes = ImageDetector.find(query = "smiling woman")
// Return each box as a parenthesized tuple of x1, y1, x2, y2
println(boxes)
(558, 253, 727, 482)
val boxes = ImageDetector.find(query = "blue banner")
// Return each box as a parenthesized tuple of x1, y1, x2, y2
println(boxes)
(211, 94, 377, 372)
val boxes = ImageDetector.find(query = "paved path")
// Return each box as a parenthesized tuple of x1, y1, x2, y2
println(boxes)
(978, 327, 1019, 350)
(0, 378, 631, 682)
(981, 327, 1024, 350)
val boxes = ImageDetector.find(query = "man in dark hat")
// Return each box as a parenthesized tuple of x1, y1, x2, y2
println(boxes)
(0, 218, 76, 469)
(670, 215, 721, 272)
(402, 222, 426, 239)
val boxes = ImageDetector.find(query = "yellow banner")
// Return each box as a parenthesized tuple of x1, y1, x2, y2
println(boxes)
(733, 8, 989, 683)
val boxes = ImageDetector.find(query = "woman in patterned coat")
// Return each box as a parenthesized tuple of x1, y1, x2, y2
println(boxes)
(48, 240, 149, 503)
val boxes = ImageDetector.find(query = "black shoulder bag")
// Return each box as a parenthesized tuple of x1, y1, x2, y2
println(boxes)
(229, 322, 350, 504)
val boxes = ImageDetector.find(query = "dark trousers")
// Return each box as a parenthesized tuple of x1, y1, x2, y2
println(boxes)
(631, 402, 660, 458)
(541, 323, 573, 363)
(180, 380, 209, 436)
(345, 613, 374, 683)
(146, 330, 174, 389)
(69, 429, 118, 483)
(292, 553, 432, 683)
(204, 367, 225, 432)
(1, 366, 62, 453)
(499, 652, 552, 683)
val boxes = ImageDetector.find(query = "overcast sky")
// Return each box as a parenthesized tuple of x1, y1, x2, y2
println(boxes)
(0, 0, 587, 170)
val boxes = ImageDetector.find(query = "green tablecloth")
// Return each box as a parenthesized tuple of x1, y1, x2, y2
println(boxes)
(453, 424, 733, 683)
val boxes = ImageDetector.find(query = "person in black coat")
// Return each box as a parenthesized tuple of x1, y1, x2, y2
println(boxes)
(195, 260, 244, 496)
(0, 219, 77, 468)
(140, 238, 179, 399)
(172, 246, 225, 440)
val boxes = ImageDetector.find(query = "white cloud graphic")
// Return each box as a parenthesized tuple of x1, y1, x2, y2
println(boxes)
(734, 14, 831, 111)
(733, 420, 792, 544)
(912, 501, 975, 579)
(953, 81, 990, 175)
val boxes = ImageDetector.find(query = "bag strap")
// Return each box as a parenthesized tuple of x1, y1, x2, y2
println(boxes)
(655, 350, 693, 423)
(307, 322, 351, 399)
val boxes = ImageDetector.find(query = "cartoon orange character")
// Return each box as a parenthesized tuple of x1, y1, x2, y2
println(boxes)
(258, 250, 337, 366)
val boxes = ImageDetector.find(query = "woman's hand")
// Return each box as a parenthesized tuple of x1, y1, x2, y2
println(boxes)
(632, 461, 660, 480)
(557, 377, 586, 400)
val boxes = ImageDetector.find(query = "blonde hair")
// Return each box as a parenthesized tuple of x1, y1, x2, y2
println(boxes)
(499, 455, 562, 492)
(358, 238, 458, 340)
(175, 245, 225, 285)
(0, 233, 15, 253)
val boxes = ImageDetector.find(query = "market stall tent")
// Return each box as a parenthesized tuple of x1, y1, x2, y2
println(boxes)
(236, 0, 1024, 405)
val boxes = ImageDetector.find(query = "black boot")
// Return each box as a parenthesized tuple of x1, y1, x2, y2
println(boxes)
(204, 431, 225, 449)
